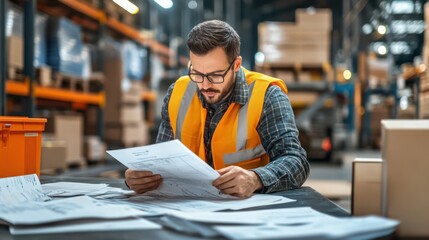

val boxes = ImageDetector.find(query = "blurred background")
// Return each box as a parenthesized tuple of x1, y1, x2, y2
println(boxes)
(1, 0, 428, 212)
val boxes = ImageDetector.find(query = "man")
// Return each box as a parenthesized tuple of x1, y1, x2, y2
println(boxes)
(125, 20, 309, 198)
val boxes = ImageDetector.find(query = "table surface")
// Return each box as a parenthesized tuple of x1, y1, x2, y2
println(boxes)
(0, 176, 350, 240)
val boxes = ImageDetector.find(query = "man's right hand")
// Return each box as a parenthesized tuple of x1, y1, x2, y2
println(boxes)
(125, 169, 163, 194)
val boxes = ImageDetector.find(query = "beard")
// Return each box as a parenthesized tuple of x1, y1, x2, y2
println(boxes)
(200, 76, 235, 104)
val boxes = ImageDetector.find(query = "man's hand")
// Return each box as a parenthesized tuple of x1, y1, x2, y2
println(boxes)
(212, 166, 263, 198)
(125, 169, 162, 194)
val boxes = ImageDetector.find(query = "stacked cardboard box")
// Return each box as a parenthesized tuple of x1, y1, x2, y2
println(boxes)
(367, 57, 389, 88)
(258, 9, 331, 67)
(103, 42, 148, 147)
(44, 113, 85, 167)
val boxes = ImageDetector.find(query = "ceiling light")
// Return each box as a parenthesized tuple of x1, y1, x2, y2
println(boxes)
(188, 0, 197, 9)
(377, 45, 387, 55)
(343, 70, 352, 80)
(377, 25, 387, 35)
(113, 0, 139, 14)
(153, 0, 173, 9)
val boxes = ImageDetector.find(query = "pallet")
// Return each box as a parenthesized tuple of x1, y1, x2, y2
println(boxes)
(54, 73, 89, 92)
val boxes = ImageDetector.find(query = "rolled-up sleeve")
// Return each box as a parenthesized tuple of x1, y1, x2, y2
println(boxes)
(252, 85, 310, 193)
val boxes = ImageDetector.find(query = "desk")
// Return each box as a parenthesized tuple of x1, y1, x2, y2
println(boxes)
(0, 176, 349, 240)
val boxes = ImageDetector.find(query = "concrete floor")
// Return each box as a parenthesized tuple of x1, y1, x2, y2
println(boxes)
(53, 149, 382, 214)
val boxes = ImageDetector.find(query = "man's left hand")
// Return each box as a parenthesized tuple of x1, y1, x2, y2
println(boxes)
(212, 166, 262, 198)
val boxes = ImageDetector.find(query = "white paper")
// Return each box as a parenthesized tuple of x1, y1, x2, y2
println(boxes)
(10, 218, 161, 235)
(0, 174, 50, 204)
(42, 182, 134, 199)
(214, 215, 399, 240)
(107, 139, 232, 199)
(113, 193, 294, 215)
(170, 207, 335, 225)
(0, 196, 150, 225)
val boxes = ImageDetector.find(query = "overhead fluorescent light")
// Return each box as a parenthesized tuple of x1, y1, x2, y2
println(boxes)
(153, 0, 173, 9)
(113, 0, 139, 14)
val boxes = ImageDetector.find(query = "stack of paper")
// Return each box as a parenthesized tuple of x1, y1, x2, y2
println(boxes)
(114, 193, 295, 215)
(0, 195, 160, 235)
(0, 174, 50, 204)
(42, 182, 134, 199)
(214, 215, 399, 239)
(160, 206, 399, 239)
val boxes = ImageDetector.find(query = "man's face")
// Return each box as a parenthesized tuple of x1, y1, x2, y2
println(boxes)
(189, 47, 241, 104)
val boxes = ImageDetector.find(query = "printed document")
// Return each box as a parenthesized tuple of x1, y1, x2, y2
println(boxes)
(42, 182, 134, 199)
(214, 215, 399, 240)
(0, 174, 50, 204)
(170, 207, 335, 224)
(107, 139, 232, 199)
(0, 195, 150, 225)
(10, 218, 161, 235)
(112, 194, 294, 215)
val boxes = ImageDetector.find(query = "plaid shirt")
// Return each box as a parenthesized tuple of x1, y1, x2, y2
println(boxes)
(156, 68, 310, 193)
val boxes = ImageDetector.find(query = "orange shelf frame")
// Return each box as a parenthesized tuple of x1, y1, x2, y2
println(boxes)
(6, 81, 104, 106)
(59, 0, 173, 58)
(59, 0, 104, 20)
(141, 90, 157, 102)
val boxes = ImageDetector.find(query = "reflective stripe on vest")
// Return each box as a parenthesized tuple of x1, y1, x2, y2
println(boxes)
(229, 81, 267, 165)
(175, 82, 197, 141)
(223, 143, 266, 165)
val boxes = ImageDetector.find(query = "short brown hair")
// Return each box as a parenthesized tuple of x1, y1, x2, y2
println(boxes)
(187, 20, 240, 63)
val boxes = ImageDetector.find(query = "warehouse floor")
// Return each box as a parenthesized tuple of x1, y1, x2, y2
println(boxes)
(52, 149, 382, 214)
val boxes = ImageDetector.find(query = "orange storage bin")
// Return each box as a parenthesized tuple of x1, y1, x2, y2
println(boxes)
(0, 116, 47, 178)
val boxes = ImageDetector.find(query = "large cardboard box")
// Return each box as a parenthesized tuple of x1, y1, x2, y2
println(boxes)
(45, 113, 85, 166)
(84, 136, 106, 162)
(352, 158, 382, 216)
(7, 35, 23, 68)
(41, 140, 67, 172)
(105, 121, 148, 147)
(104, 103, 143, 124)
(296, 8, 332, 30)
(381, 120, 429, 237)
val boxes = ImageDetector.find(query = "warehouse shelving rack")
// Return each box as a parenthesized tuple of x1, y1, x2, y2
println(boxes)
(1, 0, 173, 138)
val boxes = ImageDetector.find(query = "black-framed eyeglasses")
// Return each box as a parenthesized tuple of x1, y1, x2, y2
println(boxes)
(188, 60, 236, 84)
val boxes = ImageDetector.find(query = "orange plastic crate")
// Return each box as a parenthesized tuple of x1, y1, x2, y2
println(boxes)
(0, 116, 47, 178)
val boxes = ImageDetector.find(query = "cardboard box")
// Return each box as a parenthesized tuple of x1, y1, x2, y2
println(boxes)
(105, 103, 143, 124)
(352, 158, 382, 216)
(41, 140, 67, 171)
(381, 120, 429, 237)
(7, 35, 23, 68)
(105, 121, 148, 147)
(296, 8, 332, 30)
(36, 66, 52, 87)
(258, 22, 330, 45)
(45, 113, 85, 166)
(84, 136, 106, 162)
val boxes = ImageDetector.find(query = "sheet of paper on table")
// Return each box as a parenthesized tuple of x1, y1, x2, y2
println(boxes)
(170, 207, 336, 224)
(10, 218, 161, 235)
(42, 182, 134, 199)
(214, 215, 400, 240)
(0, 195, 151, 225)
(111, 193, 294, 215)
(0, 174, 50, 204)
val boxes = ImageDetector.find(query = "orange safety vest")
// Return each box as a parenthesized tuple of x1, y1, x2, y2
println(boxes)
(168, 68, 288, 170)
